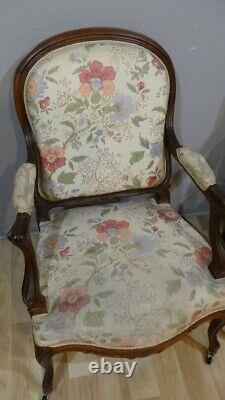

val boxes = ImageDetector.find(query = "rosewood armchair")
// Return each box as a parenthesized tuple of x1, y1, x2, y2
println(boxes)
(8, 28, 225, 399)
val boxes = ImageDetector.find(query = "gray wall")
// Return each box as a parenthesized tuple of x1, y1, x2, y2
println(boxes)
(1, 0, 225, 235)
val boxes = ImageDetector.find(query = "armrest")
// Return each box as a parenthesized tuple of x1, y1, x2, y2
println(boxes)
(176, 147, 216, 191)
(166, 127, 225, 279)
(165, 128, 216, 191)
(13, 163, 36, 214)
(8, 165, 47, 316)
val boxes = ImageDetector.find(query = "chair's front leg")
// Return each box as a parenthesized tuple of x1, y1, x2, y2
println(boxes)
(35, 345, 54, 397)
(206, 315, 225, 364)
(8, 213, 47, 316)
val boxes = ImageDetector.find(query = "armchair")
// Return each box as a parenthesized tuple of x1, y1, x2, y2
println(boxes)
(8, 28, 225, 399)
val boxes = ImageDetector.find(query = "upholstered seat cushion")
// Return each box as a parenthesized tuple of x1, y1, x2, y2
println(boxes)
(32, 196, 225, 349)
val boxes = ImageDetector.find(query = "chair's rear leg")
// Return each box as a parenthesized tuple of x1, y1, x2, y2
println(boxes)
(154, 184, 170, 204)
(35, 345, 54, 397)
(206, 316, 225, 364)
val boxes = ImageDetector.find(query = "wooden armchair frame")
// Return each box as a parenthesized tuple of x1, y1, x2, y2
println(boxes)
(8, 27, 225, 398)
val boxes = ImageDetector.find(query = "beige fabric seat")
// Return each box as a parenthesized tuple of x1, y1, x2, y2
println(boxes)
(32, 196, 225, 349)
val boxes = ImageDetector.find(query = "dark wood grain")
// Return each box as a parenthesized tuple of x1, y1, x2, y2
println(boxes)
(208, 317, 225, 356)
(8, 212, 47, 316)
(35, 345, 54, 395)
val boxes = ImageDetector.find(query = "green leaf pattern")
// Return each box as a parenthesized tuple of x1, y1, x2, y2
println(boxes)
(24, 41, 170, 200)
(32, 197, 225, 349)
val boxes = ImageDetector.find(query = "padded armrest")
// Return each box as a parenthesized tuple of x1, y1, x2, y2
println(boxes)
(13, 163, 36, 214)
(165, 128, 225, 278)
(176, 147, 216, 191)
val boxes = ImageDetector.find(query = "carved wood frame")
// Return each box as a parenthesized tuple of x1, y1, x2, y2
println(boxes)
(8, 27, 225, 395)
(13, 27, 175, 222)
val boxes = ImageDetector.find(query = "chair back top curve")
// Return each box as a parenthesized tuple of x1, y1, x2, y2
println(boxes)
(14, 27, 176, 206)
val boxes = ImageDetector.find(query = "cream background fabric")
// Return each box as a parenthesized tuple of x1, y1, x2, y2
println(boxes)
(32, 196, 225, 349)
(24, 40, 170, 200)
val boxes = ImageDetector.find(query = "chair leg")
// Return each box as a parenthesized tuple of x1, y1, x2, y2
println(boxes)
(35, 345, 54, 397)
(206, 317, 225, 364)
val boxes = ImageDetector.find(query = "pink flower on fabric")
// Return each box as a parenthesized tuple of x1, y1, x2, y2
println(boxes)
(41, 145, 66, 173)
(151, 55, 165, 75)
(157, 209, 180, 223)
(59, 286, 90, 314)
(121, 173, 129, 181)
(78, 60, 116, 97)
(96, 219, 131, 241)
(194, 246, 212, 267)
(59, 246, 70, 258)
(146, 175, 158, 186)
(39, 96, 50, 110)
(137, 81, 145, 90)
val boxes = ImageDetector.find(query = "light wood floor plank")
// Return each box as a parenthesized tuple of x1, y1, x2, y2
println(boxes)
(175, 334, 221, 400)
(153, 346, 190, 400)
(128, 356, 160, 400)
(0, 239, 12, 399)
(9, 322, 42, 400)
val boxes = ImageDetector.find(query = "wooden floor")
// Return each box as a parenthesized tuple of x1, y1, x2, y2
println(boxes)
(1, 216, 225, 400)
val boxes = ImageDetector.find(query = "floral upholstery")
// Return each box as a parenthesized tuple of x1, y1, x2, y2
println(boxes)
(176, 147, 216, 191)
(24, 40, 170, 200)
(13, 163, 36, 214)
(32, 196, 225, 349)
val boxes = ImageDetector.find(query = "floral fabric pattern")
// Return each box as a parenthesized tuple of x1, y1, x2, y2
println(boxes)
(24, 41, 170, 200)
(13, 163, 36, 214)
(32, 196, 225, 348)
(176, 147, 216, 190)
(78, 60, 116, 97)
(41, 145, 67, 173)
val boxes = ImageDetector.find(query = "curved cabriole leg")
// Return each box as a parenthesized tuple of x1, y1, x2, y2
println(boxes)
(35, 345, 54, 397)
(206, 317, 225, 364)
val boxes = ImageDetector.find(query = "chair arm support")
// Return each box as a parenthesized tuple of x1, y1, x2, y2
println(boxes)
(205, 184, 225, 213)
(204, 185, 225, 279)
(8, 213, 47, 316)
(165, 127, 225, 279)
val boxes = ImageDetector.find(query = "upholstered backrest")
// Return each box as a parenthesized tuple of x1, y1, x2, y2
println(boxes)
(24, 40, 170, 200)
